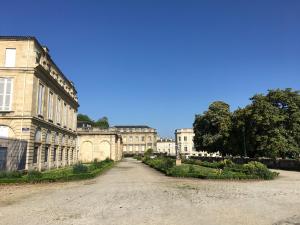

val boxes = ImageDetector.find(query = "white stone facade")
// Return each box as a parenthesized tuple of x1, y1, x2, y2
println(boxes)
(157, 138, 176, 156)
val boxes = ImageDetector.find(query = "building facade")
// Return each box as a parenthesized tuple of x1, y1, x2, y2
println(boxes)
(175, 128, 220, 157)
(77, 127, 122, 162)
(114, 125, 157, 154)
(156, 138, 176, 156)
(0, 36, 78, 171)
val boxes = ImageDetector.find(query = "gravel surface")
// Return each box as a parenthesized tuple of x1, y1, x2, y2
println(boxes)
(0, 158, 300, 225)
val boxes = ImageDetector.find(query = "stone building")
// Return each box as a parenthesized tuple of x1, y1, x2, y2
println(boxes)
(0, 36, 78, 171)
(77, 127, 122, 162)
(175, 128, 220, 157)
(113, 125, 157, 154)
(157, 138, 176, 156)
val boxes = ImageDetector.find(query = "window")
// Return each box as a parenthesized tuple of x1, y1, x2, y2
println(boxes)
(129, 136, 133, 143)
(0, 126, 9, 137)
(5, 48, 16, 67)
(66, 149, 69, 164)
(141, 136, 145, 142)
(33, 146, 39, 164)
(178, 137, 181, 142)
(73, 110, 77, 130)
(141, 145, 145, 151)
(53, 147, 57, 162)
(48, 91, 53, 120)
(0, 78, 13, 111)
(63, 103, 67, 127)
(184, 147, 188, 152)
(148, 136, 152, 141)
(37, 83, 44, 115)
(44, 146, 49, 162)
(56, 98, 61, 124)
(69, 107, 72, 129)
(184, 136, 187, 141)
(60, 149, 63, 161)
(123, 137, 127, 142)
(136, 136, 139, 142)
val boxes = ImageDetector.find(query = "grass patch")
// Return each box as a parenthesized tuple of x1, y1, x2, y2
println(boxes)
(0, 158, 115, 184)
(141, 156, 278, 180)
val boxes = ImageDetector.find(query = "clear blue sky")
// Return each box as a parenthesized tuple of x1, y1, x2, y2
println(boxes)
(1, 0, 300, 137)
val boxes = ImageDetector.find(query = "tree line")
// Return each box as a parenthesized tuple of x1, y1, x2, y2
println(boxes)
(77, 114, 109, 129)
(193, 88, 300, 159)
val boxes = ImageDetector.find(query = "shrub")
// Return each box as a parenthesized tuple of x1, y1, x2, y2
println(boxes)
(0, 171, 23, 178)
(73, 163, 88, 174)
(27, 170, 42, 182)
(242, 161, 278, 180)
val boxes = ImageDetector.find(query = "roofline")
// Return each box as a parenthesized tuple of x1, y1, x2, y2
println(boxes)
(0, 36, 77, 93)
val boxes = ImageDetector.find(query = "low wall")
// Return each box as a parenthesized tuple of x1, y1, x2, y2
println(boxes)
(190, 156, 300, 171)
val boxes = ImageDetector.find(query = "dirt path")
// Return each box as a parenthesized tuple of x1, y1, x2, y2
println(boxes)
(0, 158, 300, 225)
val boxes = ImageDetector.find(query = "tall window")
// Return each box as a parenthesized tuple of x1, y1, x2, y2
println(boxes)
(69, 107, 72, 129)
(0, 78, 13, 111)
(56, 97, 61, 124)
(37, 83, 44, 115)
(33, 146, 38, 164)
(44, 146, 49, 162)
(64, 103, 67, 127)
(5, 48, 16, 67)
(73, 110, 77, 130)
(48, 91, 53, 120)
(53, 147, 57, 162)
(184, 136, 187, 141)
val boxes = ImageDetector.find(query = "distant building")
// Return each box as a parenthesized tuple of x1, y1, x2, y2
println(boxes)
(157, 138, 176, 156)
(0, 36, 78, 171)
(77, 120, 93, 129)
(77, 127, 123, 162)
(113, 125, 157, 154)
(175, 128, 220, 157)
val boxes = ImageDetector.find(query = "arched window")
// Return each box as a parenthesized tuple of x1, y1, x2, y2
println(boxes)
(34, 128, 41, 142)
(62, 135, 65, 146)
(54, 132, 59, 145)
(45, 131, 51, 144)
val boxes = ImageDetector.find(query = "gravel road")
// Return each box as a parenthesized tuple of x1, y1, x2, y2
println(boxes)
(0, 158, 300, 225)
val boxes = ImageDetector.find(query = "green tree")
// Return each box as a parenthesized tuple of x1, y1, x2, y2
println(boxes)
(94, 116, 109, 129)
(193, 101, 232, 156)
(231, 89, 300, 158)
(77, 114, 93, 123)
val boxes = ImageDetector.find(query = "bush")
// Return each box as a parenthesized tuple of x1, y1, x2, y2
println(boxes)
(73, 163, 88, 174)
(145, 157, 278, 180)
(133, 155, 143, 160)
(142, 157, 174, 173)
(242, 161, 279, 180)
(27, 170, 42, 182)
(0, 171, 23, 179)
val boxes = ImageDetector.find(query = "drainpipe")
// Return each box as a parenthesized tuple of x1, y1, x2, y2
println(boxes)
(21, 38, 30, 170)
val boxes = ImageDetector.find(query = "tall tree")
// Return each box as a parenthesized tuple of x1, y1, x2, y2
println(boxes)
(193, 101, 232, 156)
(94, 116, 109, 129)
